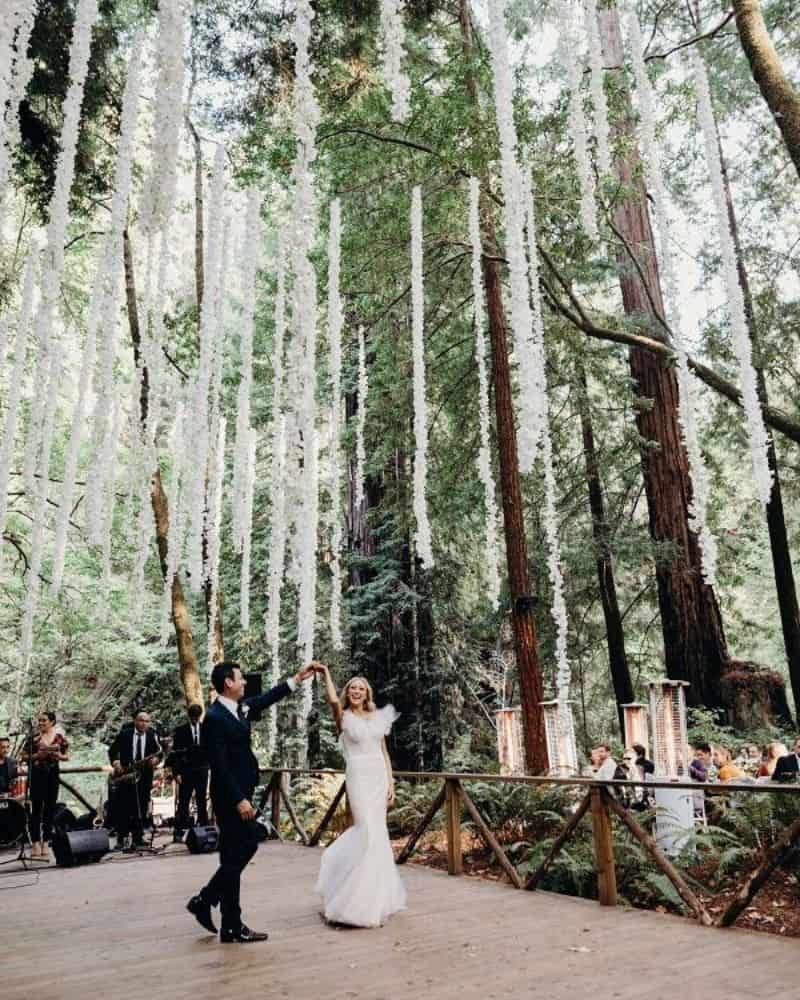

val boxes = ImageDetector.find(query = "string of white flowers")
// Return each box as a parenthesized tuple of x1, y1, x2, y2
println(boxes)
(555, 1, 599, 242)
(379, 0, 411, 122)
(486, 0, 540, 472)
(205, 417, 227, 665)
(292, 0, 321, 718)
(467, 178, 501, 608)
(239, 427, 257, 631)
(265, 415, 288, 760)
(51, 34, 144, 594)
(231, 190, 263, 553)
(327, 198, 345, 649)
(0, 251, 36, 539)
(99, 395, 123, 589)
(138, 0, 185, 239)
(523, 167, 571, 703)
(583, 0, 612, 179)
(410, 186, 434, 569)
(160, 400, 186, 643)
(0, 0, 35, 214)
(186, 147, 227, 588)
(627, 12, 718, 584)
(129, 438, 156, 626)
(355, 324, 368, 511)
(692, 52, 773, 507)
(22, 0, 99, 502)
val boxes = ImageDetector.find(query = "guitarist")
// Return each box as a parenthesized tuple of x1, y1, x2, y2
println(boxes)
(109, 710, 162, 850)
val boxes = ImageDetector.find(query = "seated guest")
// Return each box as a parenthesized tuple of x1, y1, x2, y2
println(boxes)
(171, 704, 210, 840)
(632, 743, 654, 776)
(109, 710, 162, 850)
(713, 745, 744, 782)
(689, 742, 712, 782)
(0, 736, 18, 796)
(771, 736, 800, 783)
(24, 712, 69, 858)
(591, 743, 618, 781)
(758, 741, 789, 779)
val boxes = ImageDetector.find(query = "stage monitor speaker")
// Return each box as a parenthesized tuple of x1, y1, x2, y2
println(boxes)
(244, 672, 263, 697)
(52, 829, 110, 867)
(186, 824, 219, 854)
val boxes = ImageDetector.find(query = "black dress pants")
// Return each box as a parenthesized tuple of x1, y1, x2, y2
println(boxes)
(200, 808, 260, 932)
(115, 776, 152, 842)
(175, 769, 209, 832)
(29, 765, 59, 842)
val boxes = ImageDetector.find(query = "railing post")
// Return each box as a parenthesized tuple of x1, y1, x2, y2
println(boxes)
(445, 778, 463, 876)
(270, 771, 282, 839)
(590, 786, 617, 906)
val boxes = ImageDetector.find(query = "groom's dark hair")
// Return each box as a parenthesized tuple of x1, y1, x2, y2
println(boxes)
(211, 661, 241, 695)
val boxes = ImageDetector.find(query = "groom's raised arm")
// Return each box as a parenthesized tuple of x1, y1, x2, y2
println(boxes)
(243, 664, 317, 722)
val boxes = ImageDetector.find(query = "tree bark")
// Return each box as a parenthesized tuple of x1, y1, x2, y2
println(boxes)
(576, 359, 634, 736)
(719, 141, 800, 717)
(732, 0, 800, 182)
(599, 5, 729, 708)
(123, 230, 204, 707)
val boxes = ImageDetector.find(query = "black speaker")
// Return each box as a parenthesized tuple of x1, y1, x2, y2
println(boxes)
(52, 829, 110, 867)
(244, 672, 263, 697)
(186, 824, 219, 854)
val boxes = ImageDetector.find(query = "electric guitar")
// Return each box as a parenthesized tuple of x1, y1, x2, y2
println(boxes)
(111, 753, 161, 785)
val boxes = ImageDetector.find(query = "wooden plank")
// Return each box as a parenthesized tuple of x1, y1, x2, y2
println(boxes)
(459, 782, 522, 888)
(445, 777, 463, 876)
(590, 785, 617, 906)
(525, 792, 591, 890)
(604, 787, 713, 926)
(396, 782, 446, 864)
(307, 779, 346, 847)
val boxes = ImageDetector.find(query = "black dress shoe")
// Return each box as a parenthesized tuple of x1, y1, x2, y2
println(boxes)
(220, 924, 269, 944)
(187, 895, 218, 934)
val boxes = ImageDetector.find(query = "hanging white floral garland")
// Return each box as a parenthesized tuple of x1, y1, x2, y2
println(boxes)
(327, 198, 345, 649)
(626, 12, 718, 584)
(692, 52, 773, 508)
(205, 417, 227, 665)
(266, 417, 288, 759)
(355, 324, 368, 512)
(99, 394, 123, 589)
(0, 0, 35, 215)
(583, 0, 612, 179)
(379, 0, 411, 122)
(51, 34, 144, 594)
(160, 400, 187, 644)
(410, 186, 434, 568)
(239, 428, 257, 632)
(486, 0, 541, 472)
(467, 178, 501, 608)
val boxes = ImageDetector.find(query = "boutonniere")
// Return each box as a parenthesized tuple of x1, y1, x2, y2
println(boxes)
(240, 704, 250, 718)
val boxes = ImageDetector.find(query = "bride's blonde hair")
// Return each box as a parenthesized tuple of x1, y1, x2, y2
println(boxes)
(340, 676, 376, 712)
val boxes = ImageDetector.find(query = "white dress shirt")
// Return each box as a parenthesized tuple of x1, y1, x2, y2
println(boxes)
(132, 730, 146, 761)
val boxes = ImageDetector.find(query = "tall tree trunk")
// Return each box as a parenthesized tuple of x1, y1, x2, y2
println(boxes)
(719, 142, 800, 716)
(123, 230, 204, 707)
(576, 359, 633, 736)
(732, 0, 800, 182)
(599, 5, 729, 708)
(459, 0, 547, 772)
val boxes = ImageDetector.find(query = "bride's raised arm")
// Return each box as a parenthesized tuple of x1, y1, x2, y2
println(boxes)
(315, 663, 343, 732)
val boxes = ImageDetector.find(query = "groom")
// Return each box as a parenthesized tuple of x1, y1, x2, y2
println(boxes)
(186, 660, 316, 943)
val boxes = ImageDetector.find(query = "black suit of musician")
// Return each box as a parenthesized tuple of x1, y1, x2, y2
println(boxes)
(172, 704, 209, 836)
(771, 737, 800, 782)
(108, 710, 162, 848)
(186, 660, 315, 943)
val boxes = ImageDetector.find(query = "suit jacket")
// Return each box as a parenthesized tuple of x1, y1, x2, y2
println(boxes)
(108, 726, 163, 768)
(170, 722, 208, 774)
(202, 682, 293, 814)
(771, 753, 800, 782)
(0, 756, 18, 795)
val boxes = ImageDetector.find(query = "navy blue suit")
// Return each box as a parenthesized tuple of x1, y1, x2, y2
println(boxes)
(199, 681, 294, 931)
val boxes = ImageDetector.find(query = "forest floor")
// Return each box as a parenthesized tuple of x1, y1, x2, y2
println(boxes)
(394, 832, 800, 939)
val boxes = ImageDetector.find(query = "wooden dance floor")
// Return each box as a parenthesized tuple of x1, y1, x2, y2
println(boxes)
(1, 842, 795, 1000)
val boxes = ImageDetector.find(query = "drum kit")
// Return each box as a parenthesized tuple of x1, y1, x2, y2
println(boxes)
(0, 778, 31, 864)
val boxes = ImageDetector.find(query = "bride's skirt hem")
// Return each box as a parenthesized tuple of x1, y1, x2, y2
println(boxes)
(316, 895, 407, 930)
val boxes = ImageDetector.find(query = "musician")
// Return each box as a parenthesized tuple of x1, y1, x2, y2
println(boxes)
(171, 704, 209, 839)
(0, 736, 19, 796)
(109, 710, 162, 850)
(25, 712, 69, 858)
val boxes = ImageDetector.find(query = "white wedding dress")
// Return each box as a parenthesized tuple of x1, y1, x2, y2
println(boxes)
(315, 706, 407, 927)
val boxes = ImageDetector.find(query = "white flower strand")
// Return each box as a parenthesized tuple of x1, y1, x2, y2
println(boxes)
(555, 1, 599, 242)
(379, 0, 411, 122)
(265, 417, 288, 760)
(627, 12, 718, 584)
(355, 324, 368, 512)
(524, 170, 571, 703)
(205, 417, 227, 666)
(51, 34, 144, 594)
(0, 252, 36, 540)
(22, 0, 99, 502)
(0, 0, 35, 215)
(693, 52, 773, 508)
(239, 428, 257, 631)
(99, 394, 122, 589)
(467, 178, 501, 609)
(231, 190, 263, 553)
(410, 186, 434, 569)
(327, 199, 345, 650)
(160, 401, 187, 644)
(584, 0, 612, 178)
(486, 0, 541, 472)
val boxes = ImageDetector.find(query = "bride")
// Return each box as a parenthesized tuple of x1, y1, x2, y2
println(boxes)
(313, 664, 407, 927)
